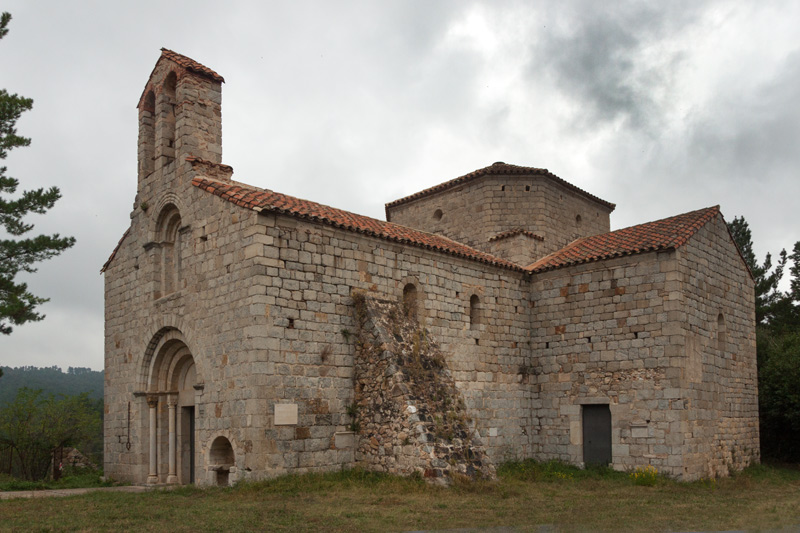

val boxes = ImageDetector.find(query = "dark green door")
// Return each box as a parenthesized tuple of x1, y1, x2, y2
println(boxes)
(188, 407, 195, 484)
(582, 404, 611, 465)
(181, 406, 195, 484)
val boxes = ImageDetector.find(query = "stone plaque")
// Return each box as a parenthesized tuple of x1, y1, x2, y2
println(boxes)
(334, 431, 355, 449)
(274, 403, 298, 425)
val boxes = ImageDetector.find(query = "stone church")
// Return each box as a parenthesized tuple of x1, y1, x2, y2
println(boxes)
(103, 49, 759, 486)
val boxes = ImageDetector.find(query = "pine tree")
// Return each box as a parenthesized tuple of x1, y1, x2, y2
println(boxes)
(727, 216, 786, 325)
(0, 12, 75, 335)
(729, 216, 800, 460)
(789, 241, 800, 304)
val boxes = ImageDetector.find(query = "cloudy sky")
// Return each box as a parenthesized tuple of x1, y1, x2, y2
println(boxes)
(1, 1, 798, 371)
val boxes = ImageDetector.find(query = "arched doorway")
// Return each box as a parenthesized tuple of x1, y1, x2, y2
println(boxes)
(143, 329, 201, 485)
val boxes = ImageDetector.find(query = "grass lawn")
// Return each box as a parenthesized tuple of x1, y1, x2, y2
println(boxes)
(1, 461, 798, 532)
(0, 467, 112, 492)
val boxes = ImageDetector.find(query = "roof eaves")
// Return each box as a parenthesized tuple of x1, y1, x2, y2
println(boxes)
(101, 227, 130, 273)
(257, 204, 524, 273)
(190, 176, 524, 273)
(488, 228, 545, 243)
(385, 162, 616, 213)
(525, 206, 721, 274)
(716, 210, 756, 282)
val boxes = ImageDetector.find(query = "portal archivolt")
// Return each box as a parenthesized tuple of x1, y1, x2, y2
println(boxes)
(142, 328, 201, 484)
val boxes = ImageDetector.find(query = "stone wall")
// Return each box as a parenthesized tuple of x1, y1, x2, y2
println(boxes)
(107, 175, 758, 485)
(106, 51, 759, 486)
(106, 180, 534, 484)
(677, 215, 759, 478)
(529, 250, 691, 478)
(136, 55, 223, 207)
(352, 292, 494, 482)
(386, 173, 612, 265)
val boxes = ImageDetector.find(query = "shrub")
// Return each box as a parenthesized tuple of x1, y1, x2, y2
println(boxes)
(629, 465, 659, 486)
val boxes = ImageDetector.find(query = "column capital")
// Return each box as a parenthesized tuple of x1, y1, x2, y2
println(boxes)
(167, 395, 178, 407)
(146, 395, 159, 408)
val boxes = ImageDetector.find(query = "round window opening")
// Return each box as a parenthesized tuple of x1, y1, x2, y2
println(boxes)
(433, 209, 443, 221)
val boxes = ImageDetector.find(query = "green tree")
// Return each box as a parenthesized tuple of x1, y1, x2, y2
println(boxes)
(0, 388, 100, 480)
(789, 241, 800, 304)
(727, 216, 787, 325)
(0, 12, 75, 335)
(757, 329, 800, 460)
(730, 216, 800, 460)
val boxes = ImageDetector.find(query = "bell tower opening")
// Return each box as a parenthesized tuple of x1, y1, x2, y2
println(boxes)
(139, 90, 156, 177)
(135, 49, 225, 194)
(158, 71, 177, 165)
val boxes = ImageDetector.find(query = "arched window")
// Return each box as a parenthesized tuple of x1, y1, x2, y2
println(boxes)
(140, 90, 156, 176)
(469, 294, 480, 330)
(402, 283, 418, 321)
(717, 313, 727, 352)
(155, 205, 182, 298)
(160, 71, 177, 161)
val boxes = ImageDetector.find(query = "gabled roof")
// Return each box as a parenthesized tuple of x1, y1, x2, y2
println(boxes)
(138, 49, 224, 107)
(527, 206, 721, 273)
(100, 227, 130, 273)
(488, 228, 544, 243)
(159, 48, 225, 82)
(385, 162, 616, 212)
(192, 177, 525, 272)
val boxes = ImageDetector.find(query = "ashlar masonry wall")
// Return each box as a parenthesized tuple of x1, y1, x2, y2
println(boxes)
(247, 210, 536, 473)
(529, 250, 691, 478)
(106, 178, 537, 484)
(108, 50, 759, 486)
(105, 179, 291, 484)
(677, 215, 759, 478)
(386, 174, 612, 265)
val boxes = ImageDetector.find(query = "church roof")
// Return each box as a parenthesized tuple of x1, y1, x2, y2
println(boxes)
(101, 185, 741, 279)
(159, 48, 225, 82)
(527, 206, 721, 273)
(191, 177, 525, 272)
(100, 228, 130, 273)
(138, 49, 224, 108)
(385, 162, 616, 212)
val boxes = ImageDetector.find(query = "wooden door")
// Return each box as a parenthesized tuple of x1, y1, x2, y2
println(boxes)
(582, 404, 611, 465)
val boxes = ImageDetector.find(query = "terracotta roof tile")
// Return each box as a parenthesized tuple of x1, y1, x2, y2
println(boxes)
(100, 227, 130, 273)
(185, 156, 233, 173)
(527, 206, 720, 273)
(385, 162, 616, 212)
(159, 48, 225, 83)
(192, 177, 524, 272)
(138, 49, 224, 108)
(488, 228, 544, 243)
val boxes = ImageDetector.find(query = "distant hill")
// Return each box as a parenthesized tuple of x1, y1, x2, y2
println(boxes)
(0, 366, 103, 405)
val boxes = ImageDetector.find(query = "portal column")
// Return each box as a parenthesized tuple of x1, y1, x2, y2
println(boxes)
(167, 396, 178, 484)
(146, 395, 159, 484)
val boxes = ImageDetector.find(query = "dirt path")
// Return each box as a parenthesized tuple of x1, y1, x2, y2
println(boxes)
(0, 485, 150, 500)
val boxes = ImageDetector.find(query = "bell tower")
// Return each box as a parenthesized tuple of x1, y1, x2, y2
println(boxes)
(136, 49, 224, 197)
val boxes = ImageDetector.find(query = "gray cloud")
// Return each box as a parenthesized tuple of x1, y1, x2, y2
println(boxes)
(687, 50, 800, 179)
(532, 1, 703, 132)
(1, 1, 798, 370)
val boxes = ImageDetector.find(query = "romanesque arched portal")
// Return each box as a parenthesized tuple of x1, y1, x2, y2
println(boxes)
(142, 328, 201, 484)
